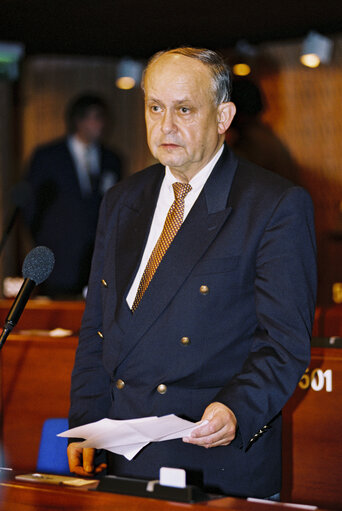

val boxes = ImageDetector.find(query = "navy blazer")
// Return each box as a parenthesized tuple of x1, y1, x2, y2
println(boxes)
(69, 145, 316, 497)
(24, 138, 121, 295)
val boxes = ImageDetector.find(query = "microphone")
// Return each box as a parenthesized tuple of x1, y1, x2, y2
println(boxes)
(0, 246, 55, 350)
(0, 181, 33, 257)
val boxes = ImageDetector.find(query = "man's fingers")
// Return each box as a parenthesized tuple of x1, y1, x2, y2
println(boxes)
(83, 448, 96, 473)
(67, 443, 97, 476)
(191, 417, 224, 438)
(183, 402, 237, 448)
(185, 425, 233, 446)
(67, 442, 82, 473)
(94, 462, 108, 474)
(71, 465, 94, 477)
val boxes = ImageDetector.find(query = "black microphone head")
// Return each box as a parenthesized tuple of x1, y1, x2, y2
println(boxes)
(22, 246, 55, 285)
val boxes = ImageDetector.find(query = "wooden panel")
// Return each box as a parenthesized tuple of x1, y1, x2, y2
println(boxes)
(1, 334, 78, 470)
(0, 299, 85, 332)
(322, 305, 342, 337)
(0, 300, 84, 469)
(282, 348, 342, 508)
(312, 307, 322, 337)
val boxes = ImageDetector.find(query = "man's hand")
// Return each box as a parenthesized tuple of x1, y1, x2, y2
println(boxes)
(183, 402, 237, 448)
(67, 443, 107, 476)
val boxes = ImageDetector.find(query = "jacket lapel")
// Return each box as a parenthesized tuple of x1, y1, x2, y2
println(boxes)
(114, 166, 164, 316)
(117, 145, 238, 362)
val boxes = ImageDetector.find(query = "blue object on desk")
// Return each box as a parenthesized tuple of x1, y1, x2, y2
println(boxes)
(36, 418, 70, 475)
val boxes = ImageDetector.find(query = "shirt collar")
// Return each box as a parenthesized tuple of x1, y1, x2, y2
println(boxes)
(68, 135, 97, 154)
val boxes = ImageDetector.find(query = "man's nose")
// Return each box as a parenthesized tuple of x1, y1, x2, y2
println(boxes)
(161, 110, 176, 134)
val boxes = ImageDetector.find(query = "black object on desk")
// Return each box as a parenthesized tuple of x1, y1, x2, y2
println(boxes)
(96, 474, 212, 503)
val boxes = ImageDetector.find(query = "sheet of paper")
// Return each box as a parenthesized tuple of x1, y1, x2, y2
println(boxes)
(58, 414, 201, 460)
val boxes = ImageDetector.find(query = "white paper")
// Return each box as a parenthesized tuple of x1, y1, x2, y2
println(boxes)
(160, 467, 186, 488)
(58, 414, 201, 460)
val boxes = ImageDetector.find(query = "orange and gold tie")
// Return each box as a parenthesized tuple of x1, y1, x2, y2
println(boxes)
(131, 181, 192, 312)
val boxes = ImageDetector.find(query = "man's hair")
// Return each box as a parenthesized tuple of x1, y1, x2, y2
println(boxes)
(142, 47, 232, 105)
(65, 94, 107, 133)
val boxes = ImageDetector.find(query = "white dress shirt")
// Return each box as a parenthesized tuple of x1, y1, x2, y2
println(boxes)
(126, 144, 224, 308)
(67, 136, 100, 196)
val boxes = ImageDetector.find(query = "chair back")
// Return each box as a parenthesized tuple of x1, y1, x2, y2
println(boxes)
(36, 418, 70, 475)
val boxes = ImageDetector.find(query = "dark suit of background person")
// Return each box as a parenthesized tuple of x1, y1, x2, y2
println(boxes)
(68, 49, 316, 498)
(23, 94, 121, 297)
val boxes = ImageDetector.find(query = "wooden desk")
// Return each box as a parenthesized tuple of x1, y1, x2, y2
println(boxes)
(282, 348, 342, 509)
(0, 477, 331, 511)
(1, 334, 78, 470)
(0, 299, 84, 468)
(1, 300, 342, 509)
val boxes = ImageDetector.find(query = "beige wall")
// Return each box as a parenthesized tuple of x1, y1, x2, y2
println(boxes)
(259, 37, 342, 236)
(257, 36, 342, 303)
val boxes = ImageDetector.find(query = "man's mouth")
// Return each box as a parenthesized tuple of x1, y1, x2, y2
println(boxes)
(160, 143, 181, 149)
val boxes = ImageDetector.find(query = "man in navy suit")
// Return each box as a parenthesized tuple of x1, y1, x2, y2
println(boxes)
(68, 48, 316, 499)
(24, 94, 121, 297)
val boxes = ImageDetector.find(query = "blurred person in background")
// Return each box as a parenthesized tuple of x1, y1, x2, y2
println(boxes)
(23, 94, 121, 298)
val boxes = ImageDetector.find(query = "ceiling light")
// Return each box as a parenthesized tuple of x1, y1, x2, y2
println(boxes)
(233, 63, 251, 76)
(115, 58, 143, 90)
(232, 40, 257, 76)
(0, 41, 24, 80)
(300, 53, 320, 68)
(300, 31, 333, 68)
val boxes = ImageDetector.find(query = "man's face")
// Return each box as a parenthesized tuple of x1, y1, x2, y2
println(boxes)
(76, 107, 105, 144)
(144, 54, 232, 181)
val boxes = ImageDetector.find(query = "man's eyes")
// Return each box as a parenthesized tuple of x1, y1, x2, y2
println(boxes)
(151, 105, 161, 112)
(148, 105, 192, 114)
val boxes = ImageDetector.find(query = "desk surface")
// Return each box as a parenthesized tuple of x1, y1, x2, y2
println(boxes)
(0, 476, 329, 511)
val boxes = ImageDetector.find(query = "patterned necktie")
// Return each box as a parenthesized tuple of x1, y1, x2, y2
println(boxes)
(131, 181, 192, 312)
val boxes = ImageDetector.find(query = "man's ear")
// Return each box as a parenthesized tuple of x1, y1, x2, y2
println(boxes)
(217, 102, 236, 134)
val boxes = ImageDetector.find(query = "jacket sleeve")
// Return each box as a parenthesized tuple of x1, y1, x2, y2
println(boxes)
(214, 186, 317, 449)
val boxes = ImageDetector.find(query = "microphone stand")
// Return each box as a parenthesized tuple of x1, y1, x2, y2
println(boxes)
(0, 279, 35, 352)
(0, 181, 33, 258)
(0, 331, 7, 468)
(0, 323, 10, 469)
(0, 327, 12, 352)
(0, 207, 19, 258)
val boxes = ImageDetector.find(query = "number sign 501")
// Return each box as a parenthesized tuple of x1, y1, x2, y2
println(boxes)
(298, 368, 332, 392)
